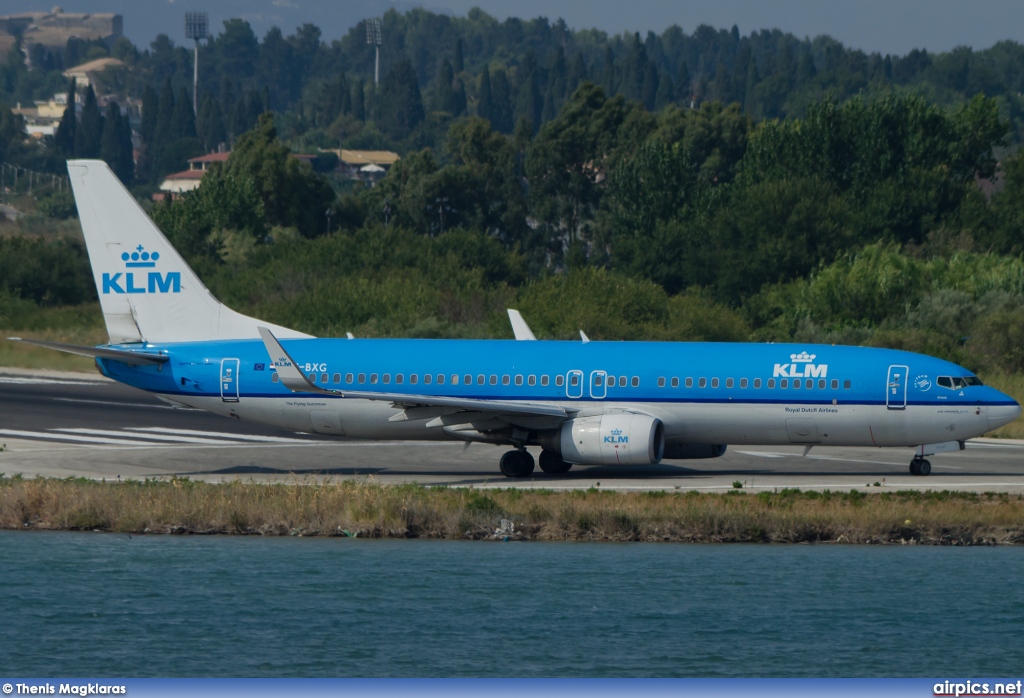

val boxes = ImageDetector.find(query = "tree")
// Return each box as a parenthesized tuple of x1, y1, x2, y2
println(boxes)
(490, 69, 514, 134)
(379, 57, 424, 140)
(352, 79, 366, 121)
(100, 103, 133, 185)
(74, 85, 103, 158)
(54, 78, 76, 157)
(641, 62, 659, 111)
(477, 66, 493, 123)
(172, 86, 197, 139)
(454, 38, 464, 73)
(197, 93, 227, 152)
(216, 113, 335, 237)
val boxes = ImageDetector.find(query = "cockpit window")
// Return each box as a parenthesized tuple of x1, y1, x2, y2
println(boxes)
(937, 376, 983, 390)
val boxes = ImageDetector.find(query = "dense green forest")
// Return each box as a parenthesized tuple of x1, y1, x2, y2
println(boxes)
(1, 8, 1024, 382)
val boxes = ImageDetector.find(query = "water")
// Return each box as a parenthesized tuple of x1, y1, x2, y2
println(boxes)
(1, 531, 1023, 677)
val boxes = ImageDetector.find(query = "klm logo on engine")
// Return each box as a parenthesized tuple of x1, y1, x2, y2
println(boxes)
(102, 245, 181, 295)
(774, 351, 828, 378)
(604, 428, 628, 444)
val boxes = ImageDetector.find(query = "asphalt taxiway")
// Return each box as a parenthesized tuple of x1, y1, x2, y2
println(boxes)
(2, 368, 1023, 492)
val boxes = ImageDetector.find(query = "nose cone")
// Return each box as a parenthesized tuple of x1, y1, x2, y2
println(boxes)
(989, 393, 1022, 431)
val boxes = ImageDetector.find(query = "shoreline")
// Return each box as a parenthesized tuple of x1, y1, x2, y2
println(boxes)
(2, 477, 1022, 545)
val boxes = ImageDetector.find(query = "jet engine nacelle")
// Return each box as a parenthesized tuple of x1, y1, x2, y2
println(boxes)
(556, 413, 665, 466)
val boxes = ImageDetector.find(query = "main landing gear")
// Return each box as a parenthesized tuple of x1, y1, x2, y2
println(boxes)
(498, 449, 575, 478)
(909, 457, 932, 476)
(538, 450, 572, 474)
(499, 449, 535, 478)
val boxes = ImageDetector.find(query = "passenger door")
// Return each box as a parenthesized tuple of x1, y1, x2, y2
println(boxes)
(566, 370, 584, 399)
(589, 370, 608, 399)
(886, 365, 908, 410)
(220, 358, 240, 402)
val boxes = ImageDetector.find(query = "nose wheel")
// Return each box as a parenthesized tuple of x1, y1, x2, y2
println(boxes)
(499, 449, 535, 478)
(909, 457, 931, 476)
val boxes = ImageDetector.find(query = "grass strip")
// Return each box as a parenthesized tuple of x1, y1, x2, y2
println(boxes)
(2, 476, 1023, 544)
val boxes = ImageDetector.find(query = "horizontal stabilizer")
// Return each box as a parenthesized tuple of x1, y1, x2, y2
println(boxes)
(7, 337, 169, 366)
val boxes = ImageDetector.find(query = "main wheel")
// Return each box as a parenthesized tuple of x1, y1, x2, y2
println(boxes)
(499, 450, 535, 478)
(539, 450, 572, 474)
(917, 459, 931, 476)
(909, 459, 921, 475)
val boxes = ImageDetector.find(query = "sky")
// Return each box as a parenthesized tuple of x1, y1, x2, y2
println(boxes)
(12, 0, 1024, 55)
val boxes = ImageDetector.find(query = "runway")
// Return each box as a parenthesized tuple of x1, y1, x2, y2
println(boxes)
(2, 368, 1023, 491)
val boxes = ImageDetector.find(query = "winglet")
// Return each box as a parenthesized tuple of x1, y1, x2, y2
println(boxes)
(580, 330, 590, 344)
(507, 309, 537, 340)
(258, 326, 329, 394)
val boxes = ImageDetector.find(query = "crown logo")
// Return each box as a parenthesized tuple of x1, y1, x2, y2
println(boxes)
(121, 244, 160, 268)
(790, 351, 816, 363)
(610, 428, 622, 435)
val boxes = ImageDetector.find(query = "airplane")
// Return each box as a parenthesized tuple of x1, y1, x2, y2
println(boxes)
(9, 160, 1021, 478)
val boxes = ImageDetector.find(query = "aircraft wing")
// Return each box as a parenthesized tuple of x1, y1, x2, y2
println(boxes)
(7, 337, 169, 366)
(258, 327, 571, 420)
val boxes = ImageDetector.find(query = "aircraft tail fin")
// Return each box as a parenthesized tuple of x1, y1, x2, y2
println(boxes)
(67, 160, 311, 344)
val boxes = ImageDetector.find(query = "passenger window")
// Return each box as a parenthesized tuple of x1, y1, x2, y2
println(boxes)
(396, 374, 404, 384)
(767, 379, 775, 389)
(437, 374, 445, 385)
(686, 378, 693, 388)
(793, 379, 800, 389)
(726, 378, 734, 388)
(346, 373, 354, 383)
(503, 375, 511, 386)
(671, 377, 679, 388)
(818, 379, 825, 390)
(831, 379, 838, 389)
(699, 378, 707, 388)
(308, 373, 316, 383)
(450, 375, 458, 385)
(556, 375, 565, 387)
(631, 376, 640, 387)
(740, 378, 747, 388)
(424, 374, 432, 385)
(754, 378, 761, 389)
(490, 375, 497, 385)
(477, 375, 485, 385)
(319, 373, 327, 384)
(370, 373, 378, 384)
(781, 379, 788, 388)
(333, 373, 340, 384)
(541, 375, 550, 386)
(515, 375, 523, 386)
(594, 374, 603, 386)
(383, 374, 391, 384)
(569, 374, 579, 387)
(607, 375, 615, 386)
(658, 377, 666, 388)
(464, 375, 471, 385)
(528, 375, 536, 386)
(844, 380, 851, 389)
(711, 378, 719, 388)
(410, 374, 418, 385)
(358, 373, 366, 384)
(619, 376, 627, 387)
(271, 373, 279, 383)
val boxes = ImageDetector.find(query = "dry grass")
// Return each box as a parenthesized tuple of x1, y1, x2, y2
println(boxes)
(2, 477, 1023, 544)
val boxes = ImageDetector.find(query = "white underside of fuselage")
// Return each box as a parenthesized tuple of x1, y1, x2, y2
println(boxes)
(155, 393, 996, 450)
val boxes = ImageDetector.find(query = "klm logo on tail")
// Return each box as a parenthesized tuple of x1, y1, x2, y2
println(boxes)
(102, 245, 181, 295)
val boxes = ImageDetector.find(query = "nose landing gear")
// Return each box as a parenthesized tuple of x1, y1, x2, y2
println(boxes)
(909, 457, 931, 476)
